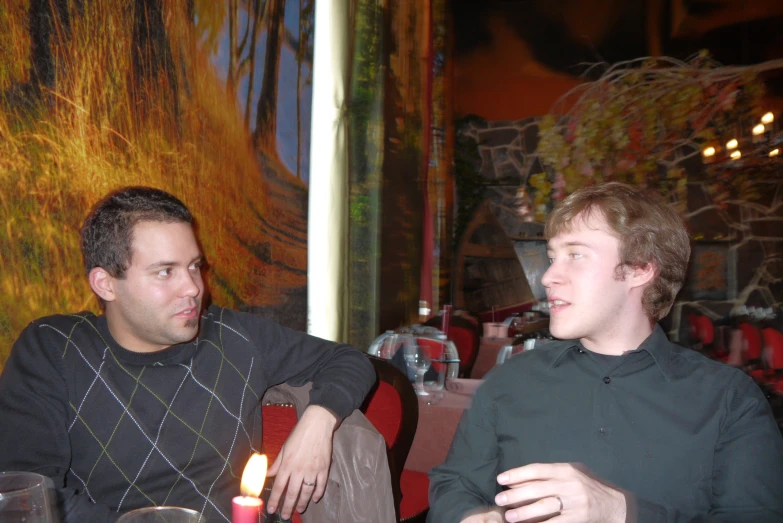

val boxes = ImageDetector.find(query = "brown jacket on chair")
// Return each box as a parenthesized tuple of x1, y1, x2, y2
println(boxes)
(261, 384, 396, 523)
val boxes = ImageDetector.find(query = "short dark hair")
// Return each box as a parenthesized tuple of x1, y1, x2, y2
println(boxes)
(81, 187, 193, 278)
(545, 182, 691, 321)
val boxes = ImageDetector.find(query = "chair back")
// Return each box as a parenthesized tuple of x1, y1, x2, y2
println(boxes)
(695, 315, 715, 346)
(424, 315, 482, 377)
(361, 355, 419, 521)
(762, 328, 783, 369)
(262, 384, 396, 523)
(739, 322, 764, 361)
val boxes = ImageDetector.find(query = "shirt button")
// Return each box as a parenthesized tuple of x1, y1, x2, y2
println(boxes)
(599, 427, 606, 434)
(578, 348, 584, 354)
(603, 376, 611, 384)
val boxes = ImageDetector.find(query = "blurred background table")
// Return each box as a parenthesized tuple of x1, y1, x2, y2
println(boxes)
(404, 381, 480, 473)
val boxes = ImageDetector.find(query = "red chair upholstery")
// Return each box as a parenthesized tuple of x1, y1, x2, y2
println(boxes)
(740, 323, 764, 362)
(362, 355, 427, 522)
(761, 328, 783, 395)
(695, 315, 715, 346)
(261, 404, 303, 523)
(424, 315, 481, 378)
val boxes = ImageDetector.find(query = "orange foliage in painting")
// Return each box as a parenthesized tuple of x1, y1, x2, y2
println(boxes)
(0, 1, 307, 368)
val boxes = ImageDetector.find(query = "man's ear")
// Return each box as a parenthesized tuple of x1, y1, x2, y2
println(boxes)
(629, 262, 656, 289)
(88, 267, 117, 303)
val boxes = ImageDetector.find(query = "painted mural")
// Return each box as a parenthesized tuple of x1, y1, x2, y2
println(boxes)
(0, 0, 314, 368)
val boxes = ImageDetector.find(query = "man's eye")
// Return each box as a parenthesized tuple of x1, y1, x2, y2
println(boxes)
(548, 258, 554, 264)
(157, 268, 171, 277)
(570, 253, 584, 260)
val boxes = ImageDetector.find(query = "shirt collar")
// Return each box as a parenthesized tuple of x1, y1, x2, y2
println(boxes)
(548, 324, 675, 381)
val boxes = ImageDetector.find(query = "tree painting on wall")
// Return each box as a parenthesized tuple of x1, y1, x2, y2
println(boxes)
(0, 0, 316, 369)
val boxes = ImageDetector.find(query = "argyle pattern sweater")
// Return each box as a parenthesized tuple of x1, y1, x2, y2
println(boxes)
(0, 306, 374, 522)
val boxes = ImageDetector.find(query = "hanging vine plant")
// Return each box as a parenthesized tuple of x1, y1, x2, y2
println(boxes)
(523, 51, 783, 220)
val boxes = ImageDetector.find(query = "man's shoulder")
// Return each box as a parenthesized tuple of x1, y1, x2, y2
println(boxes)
(664, 339, 753, 385)
(199, 305, 278, 341)
(26, 311, 101, 338)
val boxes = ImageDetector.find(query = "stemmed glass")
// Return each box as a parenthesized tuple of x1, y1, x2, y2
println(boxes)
(0, 471, 55, 523)
(117, 506, 201, 522)
(403, 343, 432, 396)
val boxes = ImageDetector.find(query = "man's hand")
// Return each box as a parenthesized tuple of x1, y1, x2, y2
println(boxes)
(460, 506, 505, 523)
(266, 405, 339, 519)
(494, 463, 626, 523)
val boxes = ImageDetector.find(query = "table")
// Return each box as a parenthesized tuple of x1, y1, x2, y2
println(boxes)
(404, 381, 479, 473)
(471, 337, 512, 379)
(470, 319, 550, 379)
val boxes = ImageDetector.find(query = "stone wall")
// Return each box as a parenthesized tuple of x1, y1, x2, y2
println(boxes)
(459, 118, 783, 342)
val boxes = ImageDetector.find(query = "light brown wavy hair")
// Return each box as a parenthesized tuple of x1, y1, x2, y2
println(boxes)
(545, 182, 691, 320)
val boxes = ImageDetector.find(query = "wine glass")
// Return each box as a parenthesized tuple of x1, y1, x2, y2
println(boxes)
(0, 471, 55, 523)
(403, 343, 431, 396)
(117, 506, 201, 522)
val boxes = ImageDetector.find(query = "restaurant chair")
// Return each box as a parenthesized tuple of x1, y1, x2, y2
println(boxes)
(361, 355, 428, 523)
(424, 315, 481, 378)
(759, 328, 783, 395)
(261, 383, 395, 523)
(740, 323, 764, 365)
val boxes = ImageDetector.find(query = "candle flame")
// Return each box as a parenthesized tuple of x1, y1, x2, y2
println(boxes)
(240, 453, 267, 497)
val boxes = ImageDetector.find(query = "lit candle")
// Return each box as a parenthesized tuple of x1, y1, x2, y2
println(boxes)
(725, 138, 738, 150)
(232, 453, 267, 523)
(770, 148, 779, 158)
(761, 112, 774, 125)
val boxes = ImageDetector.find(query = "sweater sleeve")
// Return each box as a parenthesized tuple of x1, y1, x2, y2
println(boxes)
(0, 322, 118, 522)
(234, 311, 375, 420)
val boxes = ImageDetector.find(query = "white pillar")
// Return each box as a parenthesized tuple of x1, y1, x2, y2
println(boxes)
(307, 0, 350, 341)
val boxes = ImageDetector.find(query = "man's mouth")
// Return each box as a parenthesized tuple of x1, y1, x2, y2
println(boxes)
(548, 299, 571, 312)
(176, 308, 199, 319)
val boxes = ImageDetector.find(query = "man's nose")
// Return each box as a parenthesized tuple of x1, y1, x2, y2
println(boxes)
(541, 261, 559, 288)
(180, 271, 201, 297)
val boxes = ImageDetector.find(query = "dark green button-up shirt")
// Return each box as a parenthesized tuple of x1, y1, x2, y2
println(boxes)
(428, 325, 783, 522)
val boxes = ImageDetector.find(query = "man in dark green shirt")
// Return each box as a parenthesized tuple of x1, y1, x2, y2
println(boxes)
(429, 183, 783, 522)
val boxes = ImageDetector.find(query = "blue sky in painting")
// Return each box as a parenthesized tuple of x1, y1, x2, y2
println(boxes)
(207, 0, 313, 183)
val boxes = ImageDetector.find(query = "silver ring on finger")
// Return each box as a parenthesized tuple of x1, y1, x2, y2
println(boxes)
(555, 495, 564, 512)
(303, 480, 316, 487)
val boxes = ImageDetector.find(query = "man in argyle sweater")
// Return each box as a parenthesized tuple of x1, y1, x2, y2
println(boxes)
(0, 187, 375, 522)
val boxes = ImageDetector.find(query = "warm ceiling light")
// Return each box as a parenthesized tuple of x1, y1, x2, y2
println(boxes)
(726, 139, 738, 150)
(753, 124, 766, 135)
(761, 112, 774, 124)
(702, 146, 716, 157)
(770, 148, 780, 157)
(730, 150, 741, 160)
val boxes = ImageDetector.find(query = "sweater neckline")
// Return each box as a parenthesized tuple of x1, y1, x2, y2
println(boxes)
(96, 315, 198, 366)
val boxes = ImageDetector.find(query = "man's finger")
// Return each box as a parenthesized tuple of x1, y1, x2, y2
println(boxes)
(312, 470, 327, 502)
(497, 462, 574, 486)
(267, 451, 283, 477)
(266, 470, 289, 514)
(494, 479, 561, 507)
(280, 475, 303, 520)
(296, 481, 316, 513)
(503, 496, 564, 523)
